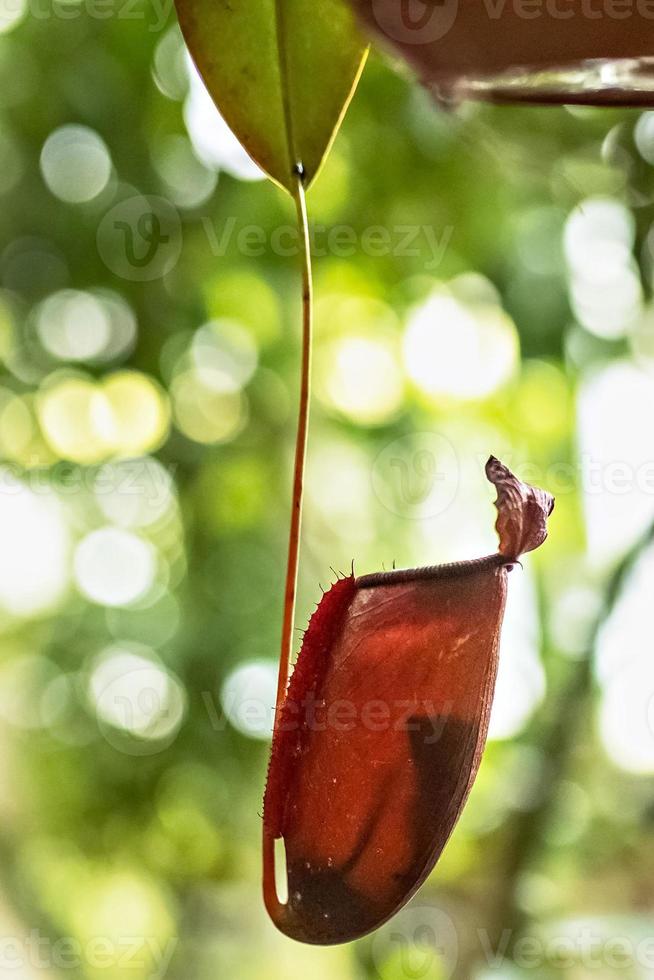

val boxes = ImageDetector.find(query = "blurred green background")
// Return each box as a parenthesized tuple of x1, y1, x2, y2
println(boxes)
(1, 2, 654, 978)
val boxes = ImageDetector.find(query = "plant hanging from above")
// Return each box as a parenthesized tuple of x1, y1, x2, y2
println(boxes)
(172, 0, 555, 947)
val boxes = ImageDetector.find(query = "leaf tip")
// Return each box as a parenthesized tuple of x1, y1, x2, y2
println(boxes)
(485, 455, 555, 560)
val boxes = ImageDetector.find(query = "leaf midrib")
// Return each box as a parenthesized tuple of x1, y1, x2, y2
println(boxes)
(273, 0, 299, 186)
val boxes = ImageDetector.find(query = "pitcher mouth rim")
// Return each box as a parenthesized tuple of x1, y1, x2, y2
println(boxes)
(356, 553, 513, 589)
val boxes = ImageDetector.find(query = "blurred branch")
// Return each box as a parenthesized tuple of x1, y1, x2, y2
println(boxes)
(469, 522, 654, 974)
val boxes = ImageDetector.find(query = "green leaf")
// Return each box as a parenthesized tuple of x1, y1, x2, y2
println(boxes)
(175, 0, 368, 193)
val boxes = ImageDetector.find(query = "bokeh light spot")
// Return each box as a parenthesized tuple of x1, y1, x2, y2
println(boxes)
(94, 457, 175, 529)
(564, 197, 641, 340)
(74, 527, 156, 607)
(152, 133, 217, 209)
(183, 57, 263, 180)
(403, 286, 519, 401)
(40, 125, 111, 204)
(0, 471, 70, 615)
(190, 319, 257, 393)
(100, 371, 170, 456)
(37, 290, 111, 362)
(0, 0, 27, 34)
(318, 335, 404, 425)
(578, 361, 654, 566)
(172, 370, 245, 444)
(490, 568, 545, 741)
(0, 389, 33, 460)
(220, 660, 277, 740)
(89, 644, 186, 744)
(152, 25, 189, 102)
(38, 375, 109, 465)
(600, 655, 654, 774)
